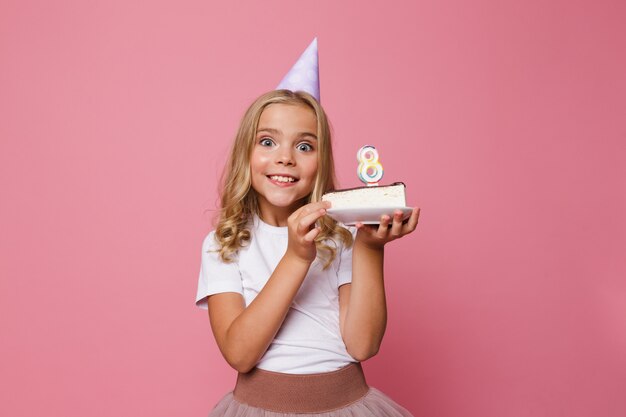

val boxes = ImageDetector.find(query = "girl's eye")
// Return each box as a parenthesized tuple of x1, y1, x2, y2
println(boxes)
(259, 138, 274, 147)
(297, 142, 313, 152)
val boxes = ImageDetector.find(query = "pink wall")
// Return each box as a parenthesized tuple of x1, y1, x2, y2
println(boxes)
(1, 1, 625, 416)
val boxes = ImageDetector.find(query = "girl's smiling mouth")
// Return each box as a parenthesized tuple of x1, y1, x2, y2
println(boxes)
(267, 174, 299, 185)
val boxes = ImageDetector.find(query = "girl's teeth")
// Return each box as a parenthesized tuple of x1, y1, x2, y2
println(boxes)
(270, 176, 295, 183)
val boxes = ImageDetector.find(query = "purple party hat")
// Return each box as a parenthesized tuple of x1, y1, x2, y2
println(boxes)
(276, 38, 320, 101)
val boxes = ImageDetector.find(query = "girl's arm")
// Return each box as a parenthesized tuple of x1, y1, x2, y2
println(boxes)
(339, 207, 420, 361)
(207, 202, 329, 373)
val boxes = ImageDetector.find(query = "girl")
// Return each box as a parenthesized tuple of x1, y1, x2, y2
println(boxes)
(196, 89, 420, 416)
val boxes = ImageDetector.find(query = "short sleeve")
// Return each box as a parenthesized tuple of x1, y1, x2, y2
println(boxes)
(195, 231, 243, 309)
(336, 226, 358, 287)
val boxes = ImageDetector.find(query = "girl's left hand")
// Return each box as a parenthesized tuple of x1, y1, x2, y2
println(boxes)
(355, 207, 420, 250)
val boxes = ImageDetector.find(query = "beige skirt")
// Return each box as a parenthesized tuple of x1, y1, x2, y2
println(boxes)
(209, 363, 414, 416)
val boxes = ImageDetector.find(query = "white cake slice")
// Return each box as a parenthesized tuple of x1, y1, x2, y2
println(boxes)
(322, 182, 406, 209)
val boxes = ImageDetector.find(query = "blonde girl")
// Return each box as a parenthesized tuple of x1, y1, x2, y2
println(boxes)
(196, 89, 420, 417)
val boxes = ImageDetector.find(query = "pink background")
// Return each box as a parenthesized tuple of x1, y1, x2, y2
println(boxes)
(1, 1, 625, 416)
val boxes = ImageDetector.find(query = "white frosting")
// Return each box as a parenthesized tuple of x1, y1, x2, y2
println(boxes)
(322, 184, 406, 209)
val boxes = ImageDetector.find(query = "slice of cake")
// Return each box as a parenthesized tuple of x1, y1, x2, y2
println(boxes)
(322, 182, 406, 209)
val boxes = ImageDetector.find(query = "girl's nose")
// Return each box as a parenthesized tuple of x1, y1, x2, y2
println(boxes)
(276, 148, 295, 166)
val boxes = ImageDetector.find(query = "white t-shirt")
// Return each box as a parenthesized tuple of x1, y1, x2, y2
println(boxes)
(195, 216, 357, 374)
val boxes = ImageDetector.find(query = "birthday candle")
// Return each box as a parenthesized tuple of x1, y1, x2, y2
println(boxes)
(357, 145, 384, 186)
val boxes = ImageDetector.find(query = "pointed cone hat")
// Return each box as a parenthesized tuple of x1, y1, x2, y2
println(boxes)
(276, 38, 320, 101)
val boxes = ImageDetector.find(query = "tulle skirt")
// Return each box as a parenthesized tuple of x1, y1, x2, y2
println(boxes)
(208, 363, 414, 417)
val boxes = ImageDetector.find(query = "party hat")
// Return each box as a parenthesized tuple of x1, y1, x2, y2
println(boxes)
(276, 38, 320, 101)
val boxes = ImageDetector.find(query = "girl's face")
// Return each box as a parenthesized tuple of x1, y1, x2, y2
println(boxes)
(250, 103, 319, 223)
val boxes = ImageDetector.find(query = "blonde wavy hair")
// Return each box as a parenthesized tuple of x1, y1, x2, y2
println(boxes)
(214, 89, 352, 268)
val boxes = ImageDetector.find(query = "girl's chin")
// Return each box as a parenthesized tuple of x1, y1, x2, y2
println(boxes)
(265, 200, 302, 210)
(259, 196, 309, 211)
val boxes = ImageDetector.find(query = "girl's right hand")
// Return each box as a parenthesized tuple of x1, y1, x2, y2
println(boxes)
(285, 201, 330, 264)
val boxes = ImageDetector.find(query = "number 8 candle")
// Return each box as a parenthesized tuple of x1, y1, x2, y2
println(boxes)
(357, 145, 384, 186)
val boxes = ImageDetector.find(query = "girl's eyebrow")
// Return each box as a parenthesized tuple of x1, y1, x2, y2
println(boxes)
(256, 127, 317, 140)
(300, 132, 318, 140)
(257, 127, 280, 135)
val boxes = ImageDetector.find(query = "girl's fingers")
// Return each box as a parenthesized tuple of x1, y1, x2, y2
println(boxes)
(390, 210, 404, 237)
(303, 201, 331, 214)
(290, 201, 331, 222)
(356, 222, 378, 236)
(296, 208, 327, 234)
(377, 215, 391, 237)
(402, 207, 420, 233)
(303, 226, 321, 242)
